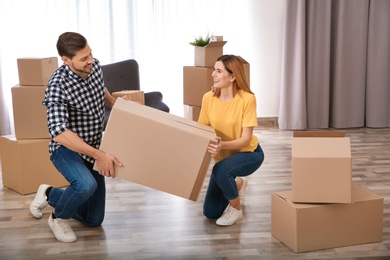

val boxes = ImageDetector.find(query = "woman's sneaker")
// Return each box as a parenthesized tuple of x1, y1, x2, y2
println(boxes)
(216, 205, 243, 226)
(30, 184, 51, 218)
(238, 177, 248, 206)
(48, 213, 77, 243)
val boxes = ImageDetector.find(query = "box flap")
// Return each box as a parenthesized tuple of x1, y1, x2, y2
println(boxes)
(274, 185, 382, 209)
(293, 131, 345, 137)
(352, 185, 383, 203)
(273, 190, 318, 209)
(204, 41, 227, 48)
(292, 137, 351, 158)
(113, 98, 215, 135)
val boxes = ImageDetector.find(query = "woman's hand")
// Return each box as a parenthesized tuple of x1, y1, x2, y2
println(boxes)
(208, 136, 222, 157)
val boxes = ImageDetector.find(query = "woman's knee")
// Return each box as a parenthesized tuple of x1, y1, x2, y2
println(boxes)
(203, 206, 221, 220)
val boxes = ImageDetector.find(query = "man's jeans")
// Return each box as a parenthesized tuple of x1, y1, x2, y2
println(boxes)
(203, 145, 265, 219)
(48, 146, 106, 227)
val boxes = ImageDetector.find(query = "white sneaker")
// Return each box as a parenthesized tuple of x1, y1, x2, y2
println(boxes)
(216, 205, 243, 226)
(30, 184, 51, 218)
(238, 177, 248, 206)
(48, 213, 77, 243)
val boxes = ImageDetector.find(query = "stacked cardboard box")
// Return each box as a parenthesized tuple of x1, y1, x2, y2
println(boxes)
(0, 58, 68, 195)
(183, 36, 250, 121)
(271, 131, 383, 253)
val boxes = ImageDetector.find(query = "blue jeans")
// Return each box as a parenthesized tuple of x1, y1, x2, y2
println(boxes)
(203, 144, 264, 219)
(48, 146, 106, 227)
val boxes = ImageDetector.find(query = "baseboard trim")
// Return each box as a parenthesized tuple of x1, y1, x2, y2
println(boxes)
(257, 117, 278, 128)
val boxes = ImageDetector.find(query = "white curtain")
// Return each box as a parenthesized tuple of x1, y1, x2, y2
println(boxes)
(0, 0, 286, 135)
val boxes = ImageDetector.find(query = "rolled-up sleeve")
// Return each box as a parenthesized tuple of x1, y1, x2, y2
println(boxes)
(42, 85, 69, 139)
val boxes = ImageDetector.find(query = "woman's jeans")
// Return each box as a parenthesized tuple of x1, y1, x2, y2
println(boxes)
(48, 146, 106, 227)
(203, 144, 265, 219)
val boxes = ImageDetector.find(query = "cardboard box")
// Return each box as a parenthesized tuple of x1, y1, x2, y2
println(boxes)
(97, 98, 216, 201)
(194, 37, 227, 67)
(184, 57, 250, 107)
(11, 85, 49, 139)
(238, 56, 250, 85)
(17, 57, 58, 86)
(183, 104, 201, 121)
(112, 90, 145, 105)
(292, 131, 352, 203)
(0, 136, 68, 195)
(271, 185, 383, 253)
(183, 66, 213, 107)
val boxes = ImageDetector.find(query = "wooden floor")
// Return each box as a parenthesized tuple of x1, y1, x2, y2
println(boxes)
(1, 127, 390, 259)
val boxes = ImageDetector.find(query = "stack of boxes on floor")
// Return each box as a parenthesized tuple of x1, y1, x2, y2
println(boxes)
(271, 131, 384, 253)
(0, 58, 69, 195)
(183, 36, 250, 121)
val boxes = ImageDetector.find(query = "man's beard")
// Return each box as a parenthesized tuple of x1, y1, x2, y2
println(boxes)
(71, 62, 91, 75)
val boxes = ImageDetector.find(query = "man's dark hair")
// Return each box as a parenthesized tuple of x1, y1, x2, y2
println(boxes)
(56, 32, 87, 59)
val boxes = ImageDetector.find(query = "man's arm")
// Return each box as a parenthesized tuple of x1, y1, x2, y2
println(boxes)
(53, 130, 122, 177)
(104, 88, 116, 108)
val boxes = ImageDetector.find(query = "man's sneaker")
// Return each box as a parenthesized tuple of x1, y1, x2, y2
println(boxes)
(48, 213, 77, 243)
(216, 205, 243, 226)
(238, 177, 248, 206)
(30, 184, 51, 218)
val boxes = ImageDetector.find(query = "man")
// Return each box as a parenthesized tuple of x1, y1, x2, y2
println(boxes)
(30, 32, 123, 242)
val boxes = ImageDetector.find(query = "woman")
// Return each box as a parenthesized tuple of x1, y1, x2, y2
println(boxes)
(198, 55, 265, 226)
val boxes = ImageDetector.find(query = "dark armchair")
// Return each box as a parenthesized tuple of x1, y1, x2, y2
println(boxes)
(101, 59, 169, 128)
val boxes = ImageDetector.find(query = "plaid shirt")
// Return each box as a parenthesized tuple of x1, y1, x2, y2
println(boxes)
(42, 58, 105, 164)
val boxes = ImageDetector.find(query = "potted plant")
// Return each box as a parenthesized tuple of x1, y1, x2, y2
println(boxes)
(189, 33, 213, 47)
(189, 34, 227, 67)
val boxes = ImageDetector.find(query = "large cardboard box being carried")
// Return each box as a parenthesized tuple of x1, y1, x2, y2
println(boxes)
(271, 185, 383, 253)
(0, 136, 68, 195)
(194, 36, 227, 67)
(112, 90, 144, 105)
(292, 131, 352, 203)
(11, 85, 49, 139)
(97, 98, 216, 201)
(17, 57, 58, 86)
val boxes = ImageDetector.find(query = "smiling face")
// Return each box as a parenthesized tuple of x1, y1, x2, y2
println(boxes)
(62, 43, 94, 78)
(212, 61, 235, 89)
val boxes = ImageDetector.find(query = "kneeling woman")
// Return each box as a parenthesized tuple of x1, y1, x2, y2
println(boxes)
(198, 54, 265, 226)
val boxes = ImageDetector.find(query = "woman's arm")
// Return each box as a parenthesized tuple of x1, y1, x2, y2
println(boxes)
(208, 127, 253, 157)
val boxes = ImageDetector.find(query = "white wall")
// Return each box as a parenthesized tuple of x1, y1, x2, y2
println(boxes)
(0, 0, 287, 131)
(134, 0, 287, 118)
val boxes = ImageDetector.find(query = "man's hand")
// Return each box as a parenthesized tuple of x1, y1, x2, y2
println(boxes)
(95, 151, 123, 178)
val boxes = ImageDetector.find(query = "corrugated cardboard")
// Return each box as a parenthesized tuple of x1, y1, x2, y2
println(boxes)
(0, 136, 68, 195)
(271, 185, 383, 253)
(11, 85, 49, 139)
(238, 56, 250, 85)
(292, 131, 352, 203)
(183, 66, 214, 107)
(183, 104, 201, 121)
(97, 98, 216, 201)
(112, 90, 145, 105)
(293, 130, 345, 137)
(194, 37, 227, 67)
(17, 57, 58, 85)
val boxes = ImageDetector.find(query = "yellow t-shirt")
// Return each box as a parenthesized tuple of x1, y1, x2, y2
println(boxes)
(198, 89, 259, 162)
